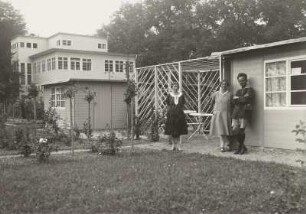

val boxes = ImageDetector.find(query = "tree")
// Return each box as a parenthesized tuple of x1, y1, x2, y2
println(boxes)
(98, 0, 306, 66)
(27, 84, 39, 121)
(84, 88, 95, 139)
(0, 1, 26, 114)
(64, 86, 78, 154)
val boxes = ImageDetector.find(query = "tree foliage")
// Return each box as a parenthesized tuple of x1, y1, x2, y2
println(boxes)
(98, 0, 306, 66)
(0, 1, 26, 107)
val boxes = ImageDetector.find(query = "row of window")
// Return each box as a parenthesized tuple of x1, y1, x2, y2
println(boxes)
(55, 39, 106, 49)
(264, 58, 306, 107)
(11, 42, 38, 49)
(57, 40, 72, 46)
(33, 57, 92, 72)
(105, 60, 134, 72)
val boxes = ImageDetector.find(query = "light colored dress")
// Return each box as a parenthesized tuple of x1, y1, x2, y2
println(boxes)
(210, 90, 232, 136)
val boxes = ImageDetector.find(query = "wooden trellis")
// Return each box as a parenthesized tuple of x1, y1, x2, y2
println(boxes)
(135, 56, 221, 135)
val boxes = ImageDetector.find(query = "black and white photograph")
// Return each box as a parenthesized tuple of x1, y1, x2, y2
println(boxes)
(1, 0, 306, 213)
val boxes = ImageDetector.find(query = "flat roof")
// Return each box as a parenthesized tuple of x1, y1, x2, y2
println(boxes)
(11, 32, 107, 41)
(212, 37, 306, 56)
(29, 48, 136, 59)
(42, 78, 127, 86)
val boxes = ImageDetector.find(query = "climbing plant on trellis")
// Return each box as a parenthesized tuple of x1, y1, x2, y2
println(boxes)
(135, 56, 221, 135)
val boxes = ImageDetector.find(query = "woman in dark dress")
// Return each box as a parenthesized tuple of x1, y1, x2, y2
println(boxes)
(164, 82, 188, 151)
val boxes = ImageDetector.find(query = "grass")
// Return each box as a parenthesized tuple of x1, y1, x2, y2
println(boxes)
(0, 150, 306, 214)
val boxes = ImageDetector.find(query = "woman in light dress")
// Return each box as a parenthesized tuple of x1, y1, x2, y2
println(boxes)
(210, 80, 232, 152)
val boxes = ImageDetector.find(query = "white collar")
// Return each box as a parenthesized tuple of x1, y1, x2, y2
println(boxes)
(219, 90, 228, 95)
(170, 92, 182, 97)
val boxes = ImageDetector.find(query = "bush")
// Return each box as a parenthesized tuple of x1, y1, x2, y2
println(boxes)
(83, 119, 92, 139)
(92, 131, 122, 155)
(292, 120, 306, 144)
(43, 105, 60, 136)
(19, 129, 33, 157)
(0, 116, 10, 149)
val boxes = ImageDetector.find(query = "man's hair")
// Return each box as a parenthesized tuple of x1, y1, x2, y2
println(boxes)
(237, 73, 247, 80)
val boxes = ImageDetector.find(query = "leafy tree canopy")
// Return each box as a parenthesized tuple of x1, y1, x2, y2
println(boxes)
(98, 0, 306, 66)
(0, 0, 26, 104)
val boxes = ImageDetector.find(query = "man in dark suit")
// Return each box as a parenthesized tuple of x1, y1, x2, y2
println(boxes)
(231, 73, 255, 154)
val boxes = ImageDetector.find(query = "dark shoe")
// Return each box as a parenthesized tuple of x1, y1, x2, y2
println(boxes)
(240, 146, 247, 155)
(234, 150, 240, 154)
(220, 148, 225, 152)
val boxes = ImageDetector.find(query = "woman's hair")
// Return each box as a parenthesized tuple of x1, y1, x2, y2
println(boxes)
(237, 73, 247, 80)
(220, 80, 229, 86)
(171, 82, 179, 88)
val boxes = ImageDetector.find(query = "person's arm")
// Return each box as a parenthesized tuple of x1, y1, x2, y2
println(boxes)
(234, 88, 254, 104)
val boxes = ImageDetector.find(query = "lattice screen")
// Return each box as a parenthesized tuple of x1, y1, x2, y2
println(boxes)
(135, 56, 221, 134)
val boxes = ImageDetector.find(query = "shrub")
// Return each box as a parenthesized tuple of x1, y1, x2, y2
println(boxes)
(83, 119, 93, 139)
(93, 131, 122, 155)
(19, 129, 33, 157)
(292, 120, 306, 144)
(0, 116, 10, 149)
(43, 105, 60, 136)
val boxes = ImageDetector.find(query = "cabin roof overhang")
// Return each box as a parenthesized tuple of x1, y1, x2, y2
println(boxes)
(212, 37, 306, 57)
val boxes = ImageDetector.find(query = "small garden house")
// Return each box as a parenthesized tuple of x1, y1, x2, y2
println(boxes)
(213, 37, 306, 150)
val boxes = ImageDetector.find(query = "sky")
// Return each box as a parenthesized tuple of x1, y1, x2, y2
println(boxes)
(4, 0, 140, 37)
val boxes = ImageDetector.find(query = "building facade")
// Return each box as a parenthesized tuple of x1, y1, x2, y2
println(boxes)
(11, 33, 136, 130)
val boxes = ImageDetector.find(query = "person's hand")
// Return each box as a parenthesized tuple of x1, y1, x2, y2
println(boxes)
(233, 96, 239, 99)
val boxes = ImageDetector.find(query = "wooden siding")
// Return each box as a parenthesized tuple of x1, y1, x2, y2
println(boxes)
(264, 109, 306, 150)
(228, 44, 306, 150)
(73, 82, 127, 130)
(230, 56, 264, 147)
(111, 83, 127, 129)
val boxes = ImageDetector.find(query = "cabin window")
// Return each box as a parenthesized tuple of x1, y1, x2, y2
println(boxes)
(58, 57, 68, 70)
(105, 60, 113, 72)
(47, 59, 51, 71)
(126, 61, 134, 72)
(115, 60, 124, 72)
(62, 40, 71, 46)
(265, 58, 306, 107)
(26, 43, 31, 48)
(27, 63, 32, 84)
(51, 57, 56, 70)
(36, 61, 41, 73)
(33, 43, 38, 48)
(51, 87, 65, 107)
(82, 59, 91, 71)
(20, 63, 25, 85)
(290, 60, 306, 105)
(70, 58, 80, 70)
(42, 60, 46, 72)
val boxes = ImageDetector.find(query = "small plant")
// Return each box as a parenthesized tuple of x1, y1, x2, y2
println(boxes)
(0, 116, 10, 149)
(150, 109, 165, 142)
(83, 119, 93, 139)
(134, 116, 141, 140)
(43, 105, 60, 136)
(95, 131, 122, 155)
(34, 132, 58, 163)
(19, 129, 33, 157)
(292, 120, 306, 144)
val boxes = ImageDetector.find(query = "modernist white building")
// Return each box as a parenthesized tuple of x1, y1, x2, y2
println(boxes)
(11, 33, 136, 130)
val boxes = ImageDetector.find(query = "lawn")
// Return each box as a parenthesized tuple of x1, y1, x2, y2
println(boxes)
(0, 150, 305, 214)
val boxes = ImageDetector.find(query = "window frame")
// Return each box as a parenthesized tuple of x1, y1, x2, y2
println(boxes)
(105, 60, 113, 72)
(264, 55, 306, 109)
(50, 87, 65, 108)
